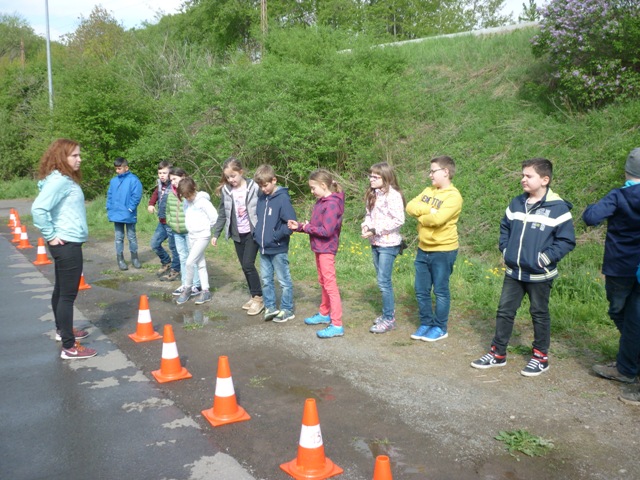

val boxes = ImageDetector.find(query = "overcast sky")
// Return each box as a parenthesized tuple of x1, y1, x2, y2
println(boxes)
(1, 0, 533, 42)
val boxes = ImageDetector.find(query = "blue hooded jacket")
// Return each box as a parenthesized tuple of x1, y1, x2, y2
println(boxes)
(254, 186, 297, 255)
(583, 182, 640, 278)
(106, 170, 143, 224)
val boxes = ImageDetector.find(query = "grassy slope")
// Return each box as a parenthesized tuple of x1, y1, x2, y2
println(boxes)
(9, 27, 640, 358)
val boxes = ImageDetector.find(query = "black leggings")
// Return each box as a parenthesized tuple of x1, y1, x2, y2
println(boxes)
(50, 242, 83, 349)
(233, 233, 262, 297)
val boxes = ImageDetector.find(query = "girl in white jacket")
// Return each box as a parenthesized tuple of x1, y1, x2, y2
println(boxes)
(175, 178, 218, 305)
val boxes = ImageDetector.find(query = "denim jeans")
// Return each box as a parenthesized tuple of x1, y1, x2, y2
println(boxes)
(371, 245, 400, 320)
(414, 249, 457, 330)
(49, 242, 83, 349)
(174, 232, 200, 288)
(150, 222, 171, 265)
(606, 276, 640, 377)
(492, 275, 553, 356)
(260, 252, 294, 312)
(234, 233, 262, 297)
(114, 222, 138, 254)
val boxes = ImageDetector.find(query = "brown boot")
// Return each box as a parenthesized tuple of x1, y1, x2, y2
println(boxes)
(247, 296, 264, 316)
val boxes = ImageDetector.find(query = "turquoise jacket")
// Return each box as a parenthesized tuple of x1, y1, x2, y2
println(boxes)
(31, 171, 88, 243)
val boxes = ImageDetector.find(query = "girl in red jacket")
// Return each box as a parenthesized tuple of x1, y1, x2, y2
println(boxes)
(288, 169, 345, 339)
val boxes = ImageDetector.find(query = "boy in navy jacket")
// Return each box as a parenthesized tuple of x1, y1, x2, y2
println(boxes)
(106, 157, 143, 270)
(584, 148, 640, 401)
(253, 165, 297, 323)
(471, 158, 575, 376)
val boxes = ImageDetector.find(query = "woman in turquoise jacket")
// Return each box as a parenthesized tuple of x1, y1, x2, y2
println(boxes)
(31, 139, 96, 359)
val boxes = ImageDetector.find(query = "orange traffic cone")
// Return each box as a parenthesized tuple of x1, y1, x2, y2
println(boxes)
(33, 238, 53, 265)
(372, 455, 393, 480)
(11, 224, 22, 243)
(78, 273, 92, 290)
(128, 295, 162, 342)
(201, 355, 251, 427)
(16, 227, 33, 249)
(151, 324, 192, 383)
(280, 398, 343, 480)
(7, 208, 16, 227)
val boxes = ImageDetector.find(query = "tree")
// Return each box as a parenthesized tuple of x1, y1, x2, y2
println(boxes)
(62, 6, 128, 61)
(0, 14, 42, 63)
(518, 0, 540, 22)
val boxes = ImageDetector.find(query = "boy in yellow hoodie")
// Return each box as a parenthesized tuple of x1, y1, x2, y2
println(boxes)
(406, 156, 463, 342)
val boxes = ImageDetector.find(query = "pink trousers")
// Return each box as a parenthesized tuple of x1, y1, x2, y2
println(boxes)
(315, 253, 342, 326)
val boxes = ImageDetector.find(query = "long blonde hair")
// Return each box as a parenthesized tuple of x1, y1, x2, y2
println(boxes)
(216, 157, 244, 194)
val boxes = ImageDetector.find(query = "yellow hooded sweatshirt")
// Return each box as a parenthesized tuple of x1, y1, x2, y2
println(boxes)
(405, 184, 462, 252)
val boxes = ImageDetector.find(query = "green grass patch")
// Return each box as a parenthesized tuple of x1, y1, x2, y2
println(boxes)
(495, 429, 554, 458)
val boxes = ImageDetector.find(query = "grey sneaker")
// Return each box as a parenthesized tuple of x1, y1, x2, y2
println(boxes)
(263, 307, 280, 321)
(176, 288, 191, 305)
(593, 364, 637, 384)
(370, 318, 396, 334)
(194, 290, 212, 305)
(274, 310, 295, 323)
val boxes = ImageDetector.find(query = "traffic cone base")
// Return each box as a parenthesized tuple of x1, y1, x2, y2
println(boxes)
(152, 324, 192, 383)
(129, 295, 162, 343)
(280, 398, 343, 480)
(201, 356, 250, 427)
(373, 455, 393, 480)
(78, 273, 92, 290)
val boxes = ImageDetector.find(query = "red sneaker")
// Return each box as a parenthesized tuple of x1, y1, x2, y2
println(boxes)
(56, 328, 90, 342)
(60, 342, 97, 359)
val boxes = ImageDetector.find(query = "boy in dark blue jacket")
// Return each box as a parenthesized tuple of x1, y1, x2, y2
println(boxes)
(471, 158, 576, 376)
(253, 165, 297, 323)
(584, 148, 640, 402)
(106, 157, 143, 270)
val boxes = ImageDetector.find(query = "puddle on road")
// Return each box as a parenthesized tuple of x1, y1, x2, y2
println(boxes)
(352, 436, 429, 476)
(168, 309, 228, 326)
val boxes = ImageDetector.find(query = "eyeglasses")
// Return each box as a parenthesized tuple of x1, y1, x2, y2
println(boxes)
(368, 174, 382, 180)
(429, 168, 444, 175)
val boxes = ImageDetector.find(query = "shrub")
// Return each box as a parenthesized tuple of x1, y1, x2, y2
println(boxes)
(531, 0, 640, 109)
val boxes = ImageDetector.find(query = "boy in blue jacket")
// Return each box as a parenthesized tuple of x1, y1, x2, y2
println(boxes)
(584, 148, 640, 403)
(471, 158, 576, 376)
(106, 157, 143, 270)
(253, 165, 297, 323)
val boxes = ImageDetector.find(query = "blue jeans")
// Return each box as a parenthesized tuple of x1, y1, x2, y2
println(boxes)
(492, 275, 552, 356)
(260, 252, 294, 312)
(150, 223, 180, 271)
(174, 232, 200, 288)
(606, 276, 640, 377)
(372, 245, 400, 320)
(414, 249, 457, 330)
(114, 222, 138, 255)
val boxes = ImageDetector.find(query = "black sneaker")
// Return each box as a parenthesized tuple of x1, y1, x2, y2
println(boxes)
(520, 350, 549, 377)
(471, 346, 506, 369)
(190, 286, 202, 297)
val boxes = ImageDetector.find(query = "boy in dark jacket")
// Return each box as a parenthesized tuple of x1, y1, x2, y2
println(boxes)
(471, 158, 576, 376)
(148, 161, 180, 279)
(584, 148, 640, 403)
(106, 157, 143, 270)
(253, 165, 297, 323)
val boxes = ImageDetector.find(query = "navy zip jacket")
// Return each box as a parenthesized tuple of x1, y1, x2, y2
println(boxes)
(500, 188, 576, 283)
(254, 186, 297, 255)
(583, 182, 640, 278)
